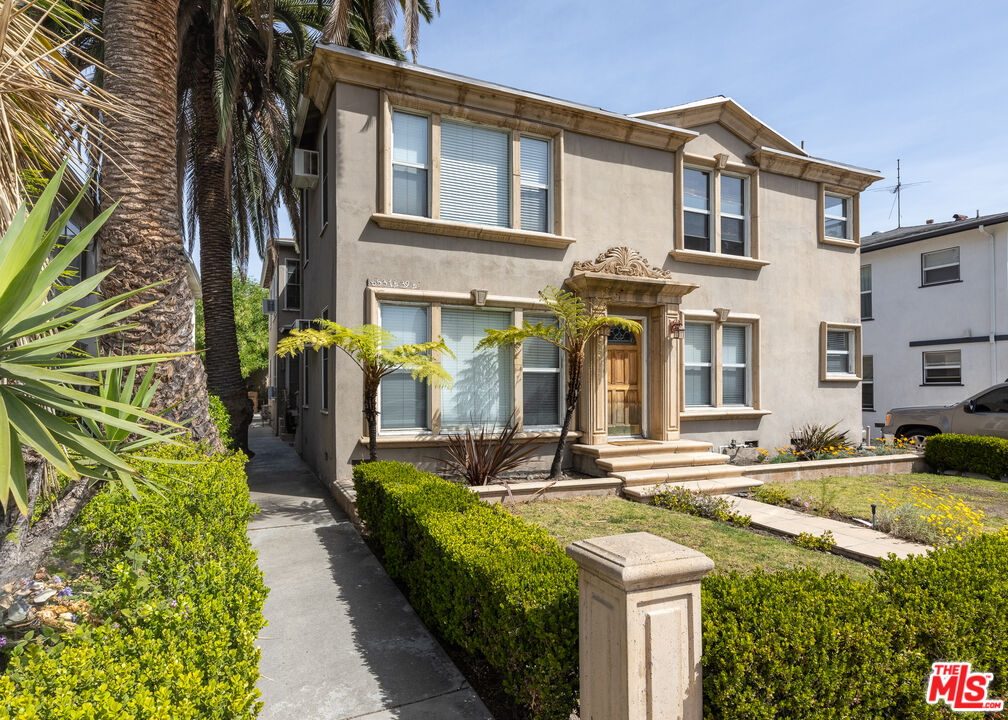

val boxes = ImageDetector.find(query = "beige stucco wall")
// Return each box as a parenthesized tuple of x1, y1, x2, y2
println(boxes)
(296, 80, 864, 482)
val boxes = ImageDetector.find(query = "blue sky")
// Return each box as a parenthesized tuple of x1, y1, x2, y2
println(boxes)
(251, 0, 1008, 279)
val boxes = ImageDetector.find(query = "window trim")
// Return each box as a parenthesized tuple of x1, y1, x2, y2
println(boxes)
(377, 91, 570, 249)
(281, 258, 301, 311)
(683, 320, 715, 408)
(376, 301, 432, 435)
(390, 109, 432, 218)
(719, 171, 750, 258)
(862, 354, 874, 411)
(521, 312, 564, 430)
(860, 264, 872, 320)
(518, 134, 553, 234)
(720, 322, 752, 407)
(823, 192, 850, 240)
(922, 349, 962, 386)
(683, 165, 712, 253)
(817, 183, 860, 248)
(819, 321, 862, 382)
(673, 154, 764, 268)
(680, 312, 761, 415)
(921, 246, 961, 287)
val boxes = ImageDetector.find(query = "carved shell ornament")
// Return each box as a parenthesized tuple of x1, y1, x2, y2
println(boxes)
(572, 246, 673, 279)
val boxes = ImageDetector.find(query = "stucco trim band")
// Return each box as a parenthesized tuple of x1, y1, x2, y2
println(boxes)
(371, 213, 575, 249)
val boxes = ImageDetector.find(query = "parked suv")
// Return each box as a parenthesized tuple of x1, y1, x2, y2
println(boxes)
(883, 382, 1008, 440)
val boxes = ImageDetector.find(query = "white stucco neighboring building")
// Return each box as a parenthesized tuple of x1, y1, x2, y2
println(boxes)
(861, 211, 1008, 432)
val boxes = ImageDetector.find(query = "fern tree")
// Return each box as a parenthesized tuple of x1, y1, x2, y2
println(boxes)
(278, 322, 452, 461)
(477, 286, 641, 479)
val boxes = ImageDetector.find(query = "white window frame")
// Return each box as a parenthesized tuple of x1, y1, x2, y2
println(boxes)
(376, 301, 431, 434)
(825, 328, 856, 377)
(862, 355, 874, 410)
(438, 117, 512, 229)
(684, 321, 715, 407)
(824, 192, 851, 240)
(391, 110, 431, 218)
(720, 323, 751, 407)
(522, 313, 563, 429)
(923, 350, 962, 385)
(921, 246, 961, 286)
(860, 265, 872, 319)
(320, 308, 329, 413)
(319, 125, 329, 229)
(683, 166, 712, 252)
(281, 258, 301, 311)
(719, 173, 749, 257)
(519, 135, 552, 234)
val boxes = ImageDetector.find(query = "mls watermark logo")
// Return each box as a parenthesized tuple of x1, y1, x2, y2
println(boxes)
(927, 662, 1004, 712)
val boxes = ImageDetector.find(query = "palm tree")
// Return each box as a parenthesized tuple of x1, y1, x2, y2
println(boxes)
(177, 0, 312, 453)
(324, 0, 438, 59)
(477, 287, 642, 479)
(98, 0, 221, 446)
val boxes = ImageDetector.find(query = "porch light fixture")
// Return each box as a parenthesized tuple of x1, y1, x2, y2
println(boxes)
(471, 289, 488, 306)
(668, 315, 684, 340)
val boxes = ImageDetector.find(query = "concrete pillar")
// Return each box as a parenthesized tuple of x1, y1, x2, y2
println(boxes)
(566, 532, 714, 720)
(579, 299, 609, 445)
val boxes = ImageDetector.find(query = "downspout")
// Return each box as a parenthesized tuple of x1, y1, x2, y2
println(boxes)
(979, 224, 996, 385)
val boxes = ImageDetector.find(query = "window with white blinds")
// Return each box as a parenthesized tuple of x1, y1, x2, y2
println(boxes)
(380, 304, 429, 429)
(921, 247, 960, 286)
(523, 315, 561, 426)
(826, 329, 854, 375)
(520, 136, 549, 232)
(392, 111, 429, 217)
(441, 307, 513, 428)
(685, 323, 713, 406)
(440, 120, 510, 228)
(722, 325, 748, 406)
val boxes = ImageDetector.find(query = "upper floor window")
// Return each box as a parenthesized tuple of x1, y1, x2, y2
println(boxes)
(720, 175, 748, 257)
(440, 120, 510, 228)
(923, 349, 961, 385)
(683, 168, 711, 252)
(519, 136, 550, 232)
(860, 265, 872, 319)
(282, 258, 301, 311)
(921, 247, 960, 286)
(392, 111, 429, 217)
(824, 193, 850, 240)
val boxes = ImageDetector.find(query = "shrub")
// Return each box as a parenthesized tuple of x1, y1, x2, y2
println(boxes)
(354, 461, 578, 720)
(652, 486, 752, 526)
(208, 393, 235, 450)
(438, 416, 544, 486)
(751, 484, 792, 506)
(924, 433, 1008, 480)
(875, 486, 984, 546)
(0, 441, 266, 718)
(789, 422, 850, 460)
(791, 530, 836, 552)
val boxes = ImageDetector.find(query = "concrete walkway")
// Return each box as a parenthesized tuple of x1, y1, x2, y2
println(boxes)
(246, 425, 492, 719)
(721, 495, 932, 562)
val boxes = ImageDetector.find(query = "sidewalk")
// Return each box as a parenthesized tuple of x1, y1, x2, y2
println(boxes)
(721, 495, 932, 562)
(246, 424, 492, 719)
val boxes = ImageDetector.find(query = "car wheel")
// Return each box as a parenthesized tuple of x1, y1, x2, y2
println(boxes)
(896, 426, 938, 451)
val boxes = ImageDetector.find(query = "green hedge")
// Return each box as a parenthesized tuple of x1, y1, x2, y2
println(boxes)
(0, 441, 267, 719)
(208, 393, 235, 450)
(924, 433, 1008, 479)
(353, 461, 578, 720)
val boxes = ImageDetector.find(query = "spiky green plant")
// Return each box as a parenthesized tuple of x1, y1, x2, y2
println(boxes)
(477, 286, 642, 479)
(0, 168, 185, 586)
(789, 421, 850, 461)
(278, 321, 453, 460)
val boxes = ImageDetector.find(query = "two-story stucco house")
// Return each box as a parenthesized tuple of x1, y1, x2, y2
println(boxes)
(262, 236, 303, 437)
(861, 212, 1008, 433)
(284, 44, 881, 493)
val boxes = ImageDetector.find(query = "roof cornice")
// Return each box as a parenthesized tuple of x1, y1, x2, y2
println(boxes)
(748, 147, 882, 192)
(862, 215, 1008, 252)
(307, 44, 697, 152)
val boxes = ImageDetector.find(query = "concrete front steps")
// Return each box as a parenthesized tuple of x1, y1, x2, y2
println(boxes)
(571, 440, 763, 500)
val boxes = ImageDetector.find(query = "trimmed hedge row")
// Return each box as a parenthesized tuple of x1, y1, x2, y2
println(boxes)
(354, 461, 578, 720)
(357, 461, 1008, 720)
(924, 433, 1008, 480)
(0, 441, 267, 719)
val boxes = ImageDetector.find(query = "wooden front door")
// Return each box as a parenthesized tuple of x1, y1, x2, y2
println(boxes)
(607, 324, 643, 437)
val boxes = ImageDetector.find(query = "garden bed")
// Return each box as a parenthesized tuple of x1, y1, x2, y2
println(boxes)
(743, 453, 926, 482)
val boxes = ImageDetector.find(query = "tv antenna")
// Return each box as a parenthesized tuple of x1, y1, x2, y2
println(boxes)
(868, 159, 930, 228)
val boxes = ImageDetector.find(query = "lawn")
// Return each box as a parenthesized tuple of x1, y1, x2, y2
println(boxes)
(758, 472, 1008, 532)
(510, 495, 875, 582)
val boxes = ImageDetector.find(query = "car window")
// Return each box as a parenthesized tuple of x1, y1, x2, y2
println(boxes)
(972, 387, 1008, 412)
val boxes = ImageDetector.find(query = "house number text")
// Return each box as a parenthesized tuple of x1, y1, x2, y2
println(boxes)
(367, 278, 419, 289)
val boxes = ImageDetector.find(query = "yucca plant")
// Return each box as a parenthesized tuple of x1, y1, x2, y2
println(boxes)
(0, 169, 184, 586)
(789, 421, 850, 461)
(438, 414, 544, 488)
(278, 321, 453, 461)
(477, 286, 641, 479)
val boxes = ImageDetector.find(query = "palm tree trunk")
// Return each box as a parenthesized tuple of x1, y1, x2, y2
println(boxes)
(364, 377, 379, 461)
(192, 54, 253, 455)
(550, 351, 583, 479)
(98, 0, 220, 448)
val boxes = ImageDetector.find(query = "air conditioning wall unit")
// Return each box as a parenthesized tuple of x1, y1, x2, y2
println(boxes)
(293, 149, 320, 189)
(262, 298, 277, 314)
(295, 318, 314, 330)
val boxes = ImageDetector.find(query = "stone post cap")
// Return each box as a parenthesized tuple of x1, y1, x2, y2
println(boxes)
(566, 532, 714, 592)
